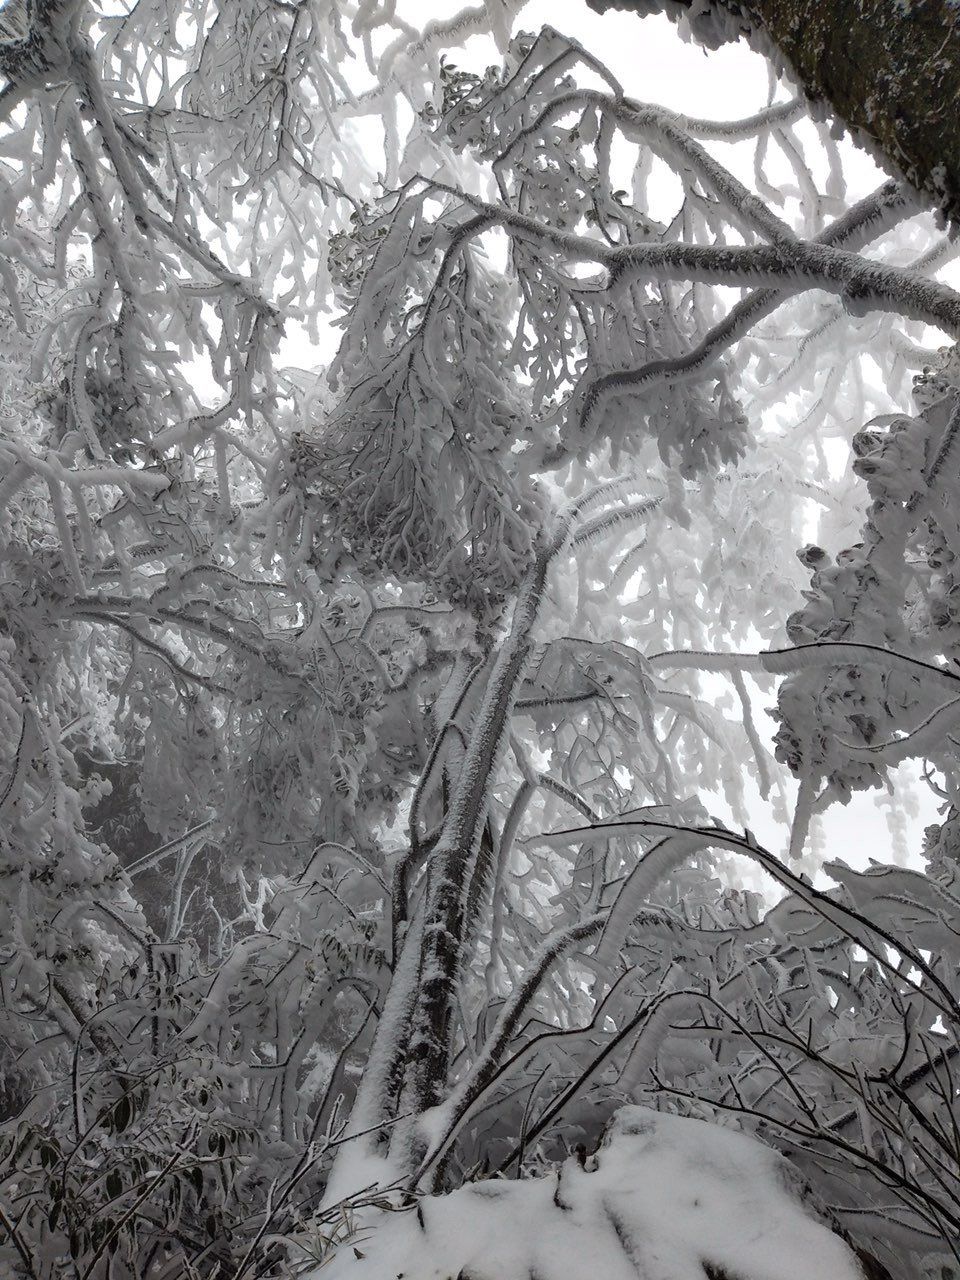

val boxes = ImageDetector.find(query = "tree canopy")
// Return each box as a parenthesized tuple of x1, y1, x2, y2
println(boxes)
(0, 3, 959, 1278)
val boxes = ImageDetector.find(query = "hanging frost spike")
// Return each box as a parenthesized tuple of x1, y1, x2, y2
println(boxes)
(913, 343, 960, 413)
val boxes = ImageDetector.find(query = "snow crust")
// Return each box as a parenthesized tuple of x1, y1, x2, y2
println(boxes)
(311, 1107, 863, 1280)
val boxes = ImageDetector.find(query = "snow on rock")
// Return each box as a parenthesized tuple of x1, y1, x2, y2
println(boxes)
(311, 1107, 865, 1280)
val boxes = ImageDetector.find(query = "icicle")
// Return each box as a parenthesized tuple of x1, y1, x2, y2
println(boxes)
(788, 777, 815, 866)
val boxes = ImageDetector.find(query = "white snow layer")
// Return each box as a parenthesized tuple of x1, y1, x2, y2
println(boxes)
(312, 1107, 864, 1280)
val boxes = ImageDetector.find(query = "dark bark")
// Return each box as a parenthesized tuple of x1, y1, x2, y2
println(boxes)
(0, 0, 86, 85)
(586, 0, 960, 225)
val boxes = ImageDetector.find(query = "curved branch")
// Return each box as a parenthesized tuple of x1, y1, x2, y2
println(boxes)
(648, 639, 960, 693)
(570, 180, 912, 447)
(73, 610, 232, 695)
(495, 88, 798, 247)
(673, 96, 805, 141)
(535, 817, 960, 1021)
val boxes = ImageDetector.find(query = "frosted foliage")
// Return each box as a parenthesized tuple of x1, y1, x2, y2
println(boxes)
(312, 1109, 862, 1280)
(1, 5, 959, 1280)
(774, 352, 960, 829)
(295, 251, 543, 606)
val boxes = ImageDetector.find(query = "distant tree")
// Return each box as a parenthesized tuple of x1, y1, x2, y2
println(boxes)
(0, 5, 958, 1279)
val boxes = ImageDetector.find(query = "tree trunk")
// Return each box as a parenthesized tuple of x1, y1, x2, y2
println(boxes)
(586, 0, 960, 225)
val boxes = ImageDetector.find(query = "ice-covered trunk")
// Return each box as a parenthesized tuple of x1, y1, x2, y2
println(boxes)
(323, 539, 560, 1200)
(393, 552, 551, 1167)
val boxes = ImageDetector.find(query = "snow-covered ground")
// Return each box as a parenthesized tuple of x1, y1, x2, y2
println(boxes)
(308, 1108, 863, 1280)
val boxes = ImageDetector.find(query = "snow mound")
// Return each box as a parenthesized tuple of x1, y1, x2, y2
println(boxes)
(312, 1107, 864, 1280)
